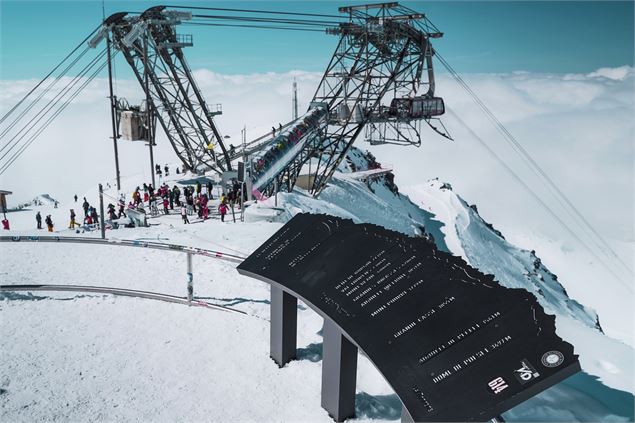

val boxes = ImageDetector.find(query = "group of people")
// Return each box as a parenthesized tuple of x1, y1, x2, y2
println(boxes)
(254, 109, 325, 180)
(154, 163, 190, 178)
(81, 197, 100, 227)
(128, 179, 242, 225)
(155, 164, 175, 178)
(27, 176, 245, 233)
(32, 196, 98, 232)
(107, 198, 127, 221)
(35, 211, 55, 232)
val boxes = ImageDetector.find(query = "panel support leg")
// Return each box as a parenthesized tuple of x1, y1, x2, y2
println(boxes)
(321, 318, 358, 422)
(270, 285, 297, 367)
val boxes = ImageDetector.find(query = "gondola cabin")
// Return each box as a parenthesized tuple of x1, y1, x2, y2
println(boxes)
(390, 96, 445, 119)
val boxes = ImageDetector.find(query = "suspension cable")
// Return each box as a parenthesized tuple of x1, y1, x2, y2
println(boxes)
(191, 13, 343, 26)
(0, 47, 91, 142)
(0, 25, 101, 125)
(184, 22, 327, 33)
(438, 54, 633, 282)
(0, 59, 110, 174)
(165, 5, 343, 19)
(0, 51, 111, 174)
(1, 48, 107, 157)
(0, 48, 108, 164)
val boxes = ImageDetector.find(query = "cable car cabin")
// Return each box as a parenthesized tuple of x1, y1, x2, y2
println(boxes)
(120, 110, 147, 141)
(390, 96, 445, 119)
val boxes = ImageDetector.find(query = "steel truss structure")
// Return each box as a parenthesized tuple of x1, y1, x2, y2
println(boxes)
(262, 2, 448, 197)
(91, 2, 446, 196)
(97, 7, 232, 173)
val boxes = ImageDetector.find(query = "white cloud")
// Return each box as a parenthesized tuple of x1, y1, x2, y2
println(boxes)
(0, 67, 632, 277)
(587, 65, 634, 81)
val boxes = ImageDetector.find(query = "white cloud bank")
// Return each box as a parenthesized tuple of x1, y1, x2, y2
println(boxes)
(0, 66, 632, 296)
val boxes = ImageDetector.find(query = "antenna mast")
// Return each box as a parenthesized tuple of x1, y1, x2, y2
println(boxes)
(292, 78, 298, 120)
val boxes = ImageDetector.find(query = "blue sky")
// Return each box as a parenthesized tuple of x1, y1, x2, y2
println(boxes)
(0, 1, 633, 79)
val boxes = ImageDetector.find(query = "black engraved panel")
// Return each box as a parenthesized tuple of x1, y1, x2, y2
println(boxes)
(237, 214, 580, 421)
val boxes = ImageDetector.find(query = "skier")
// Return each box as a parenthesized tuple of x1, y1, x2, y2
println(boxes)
(163, 197, 169, 215)
(2, 218, 9, 230)
(201, 194, 209, 220)
(74, 194, 78, 203)
(36, 211, 42, 229)
(82, 197, 89, 217)
(45, 215, 54, 232)
(180, 204, 189, 224)
(173, 185, 181, 206)
(196, 195, 203, 219)
(118, 200, 127, 218)
(218, 202, 228, 222)
(196, 181, 202, 196)
(107, 204, 117, 220)
(186, 194, 195, 214)
(69, 209, 77, 228)
(164, 165, 169, 176)
(91, 208, 99, 226)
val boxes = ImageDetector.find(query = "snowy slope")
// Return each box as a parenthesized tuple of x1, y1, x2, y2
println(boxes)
(1, 147, 633, 422)
(244, 147, 634, 417)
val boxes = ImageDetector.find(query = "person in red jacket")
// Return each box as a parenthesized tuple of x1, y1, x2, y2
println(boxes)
(218, 202, 228, 222)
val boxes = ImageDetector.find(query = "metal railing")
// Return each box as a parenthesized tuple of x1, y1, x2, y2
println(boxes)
(0, 235, 245, 263)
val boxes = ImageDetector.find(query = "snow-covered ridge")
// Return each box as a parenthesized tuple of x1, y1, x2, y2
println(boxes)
(416, 178, 601, 332)
(9, 193, 59, 210)
(248, 147, 632, 397)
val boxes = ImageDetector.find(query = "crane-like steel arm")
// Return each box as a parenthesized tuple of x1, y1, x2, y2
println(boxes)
(93, 7, 232, 173)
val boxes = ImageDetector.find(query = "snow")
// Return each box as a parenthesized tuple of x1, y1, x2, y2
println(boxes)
(1, 147, 633, 421)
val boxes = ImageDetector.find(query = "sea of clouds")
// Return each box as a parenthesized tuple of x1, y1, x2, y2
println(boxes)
(0, 65, 633, 295)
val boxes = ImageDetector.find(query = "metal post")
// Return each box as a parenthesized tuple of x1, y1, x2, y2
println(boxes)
(321, 318, 358, 422)
(98, 184, 106, 240)
(270, 285, 297, 367)
(106, 36, 121, 191)
(274, 179, 278, 207)
(144, 29, 155, 188)
(241, 126, 253, 201)
(308, 157, 312, 191)
(186, 252, 193, 302)
(240, 181, 245, 222)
